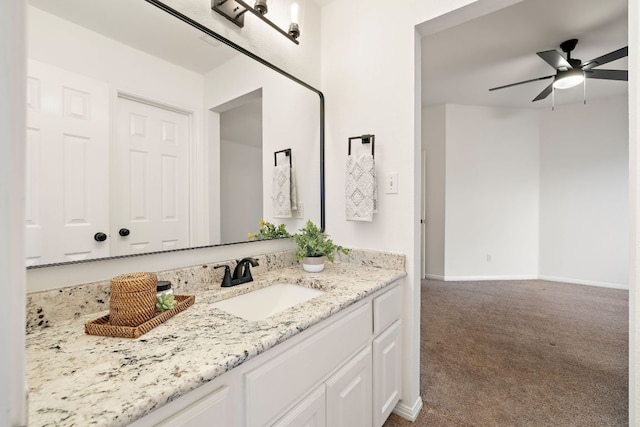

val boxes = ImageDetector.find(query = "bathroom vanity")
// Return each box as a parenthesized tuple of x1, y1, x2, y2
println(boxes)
(26, 256, 405, 426)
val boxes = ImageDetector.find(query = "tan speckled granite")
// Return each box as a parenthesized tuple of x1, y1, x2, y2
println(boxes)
(26, 250, 298, 332)
(26, 249, 403, 332)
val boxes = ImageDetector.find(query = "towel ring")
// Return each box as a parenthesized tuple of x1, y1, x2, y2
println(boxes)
(348, 134, 375, 158)
(274, 148, 292, 167)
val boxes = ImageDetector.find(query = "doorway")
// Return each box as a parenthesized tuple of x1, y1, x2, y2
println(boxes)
(211, 89, 264, 244)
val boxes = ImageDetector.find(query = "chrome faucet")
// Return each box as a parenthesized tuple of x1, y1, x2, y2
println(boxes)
(214, 257, 259, 287)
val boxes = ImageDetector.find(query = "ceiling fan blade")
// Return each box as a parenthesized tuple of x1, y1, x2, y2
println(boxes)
(489, 75, 554, 92)
(582, 46, 628, 70)
(537, 50, 572, 70)
(585, 69, 628, 81)
(532, 82, 553, 102)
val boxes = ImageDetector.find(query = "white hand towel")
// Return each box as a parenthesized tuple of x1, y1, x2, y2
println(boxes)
(346, 153, 377, 222)
(290, 167, 298, 212)
(272, 165, 298, 218)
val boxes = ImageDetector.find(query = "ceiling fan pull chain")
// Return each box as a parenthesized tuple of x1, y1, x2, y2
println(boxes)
(552, 87, 555, 111)
(583, 75, 587, 105)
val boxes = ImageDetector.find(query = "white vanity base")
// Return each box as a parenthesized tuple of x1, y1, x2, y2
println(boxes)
(130, 283, 402, 427)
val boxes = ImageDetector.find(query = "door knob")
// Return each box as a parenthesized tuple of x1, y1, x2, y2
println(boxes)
(94, 232, 107, 242)
(119, 228, 130, 237)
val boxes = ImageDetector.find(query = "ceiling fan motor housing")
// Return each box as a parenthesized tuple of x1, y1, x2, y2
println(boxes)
(560, 38, 579, 54)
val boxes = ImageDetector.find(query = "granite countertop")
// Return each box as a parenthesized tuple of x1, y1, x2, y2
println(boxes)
(27, 262, 406, 427)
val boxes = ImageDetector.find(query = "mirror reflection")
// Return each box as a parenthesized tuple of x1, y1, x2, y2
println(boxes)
(25, 0, 321, 267)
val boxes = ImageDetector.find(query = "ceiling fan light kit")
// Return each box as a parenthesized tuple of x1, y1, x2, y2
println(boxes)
(553, 69, 584, 89)
(489, 38, 628, 109)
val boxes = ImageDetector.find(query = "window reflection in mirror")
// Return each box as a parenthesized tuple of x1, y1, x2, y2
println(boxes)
(25, 0, 321, 267)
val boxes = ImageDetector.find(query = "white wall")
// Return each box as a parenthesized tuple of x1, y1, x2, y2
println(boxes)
(28, 7, 204, 112)
(220, 139, 263, 243)
(423, 105, 446, 278)
(539, 96, 629, 288)
(321, 0, 488, 419)
(424, 99, 627, 286)
(203, 53, 320, 236)
(444, 105, 540, 279)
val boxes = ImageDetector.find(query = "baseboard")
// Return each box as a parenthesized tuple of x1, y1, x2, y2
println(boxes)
(393, 396, 423, 422)
(443, 275, 538, 282)
(425, 274, 445, 280)
(538, 275, 628, 290)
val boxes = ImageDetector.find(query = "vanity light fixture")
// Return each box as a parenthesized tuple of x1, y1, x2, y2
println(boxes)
(212, 0, 302, 44)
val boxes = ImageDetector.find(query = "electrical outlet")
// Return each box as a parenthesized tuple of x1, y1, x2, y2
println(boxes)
(296, 202, 304, 219)
(386, 173, 399, 194)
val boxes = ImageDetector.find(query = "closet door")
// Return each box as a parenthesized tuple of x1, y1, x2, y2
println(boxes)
(25, 59, 109, 265)
(113, 96, 190, 256)
(326, 346, 372, 427)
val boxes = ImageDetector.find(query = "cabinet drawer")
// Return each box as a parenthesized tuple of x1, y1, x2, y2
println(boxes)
(373, 285, 401, 335)
(155, 385, 230, 427)
(245, 301, 372, 427)
(272, 384, 326, 427)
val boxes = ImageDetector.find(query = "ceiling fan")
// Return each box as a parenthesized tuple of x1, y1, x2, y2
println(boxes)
(489, 39, 628, 103)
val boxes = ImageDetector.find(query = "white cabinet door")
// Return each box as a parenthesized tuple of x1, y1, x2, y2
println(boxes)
(326, 346, 372, 427)
(273, 385, 326, 427)
(373, 320, 402, 427)
(155, 385, 231, 427)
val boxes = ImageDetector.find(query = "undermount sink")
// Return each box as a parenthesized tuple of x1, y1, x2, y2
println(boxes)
(211, 284, 325, 321)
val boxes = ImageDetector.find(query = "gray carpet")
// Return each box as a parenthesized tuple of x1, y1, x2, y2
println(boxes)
(384, 279, 629, 427)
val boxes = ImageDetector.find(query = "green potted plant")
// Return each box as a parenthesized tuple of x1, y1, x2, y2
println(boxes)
(293, 220, 349, 272)
(247, 219, 290, 240)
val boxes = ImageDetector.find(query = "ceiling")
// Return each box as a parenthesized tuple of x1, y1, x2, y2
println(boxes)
(29, 0, 239, 74)
(421, 0, 628, 109)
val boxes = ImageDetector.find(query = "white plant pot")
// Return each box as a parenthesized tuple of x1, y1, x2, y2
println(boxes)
(302, 256, 326, 273)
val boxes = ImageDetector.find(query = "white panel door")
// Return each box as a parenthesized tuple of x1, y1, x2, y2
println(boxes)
(326, 346, 372, 427)
(114, 97, 190, 255)
(373, 321, 402, 427)
(25, 60, 110, 266)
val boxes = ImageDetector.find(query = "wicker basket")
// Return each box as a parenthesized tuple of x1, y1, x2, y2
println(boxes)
(109, 272, 157, 327)
(86, 295, 195, 338)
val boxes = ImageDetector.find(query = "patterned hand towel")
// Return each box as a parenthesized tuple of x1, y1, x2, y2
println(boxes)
(273, 165, 298, 218)
(346, 153, 377, 222)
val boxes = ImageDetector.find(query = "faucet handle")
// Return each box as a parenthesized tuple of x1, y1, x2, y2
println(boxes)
(241, 257, 259, 279)
(214, 265, 233, 287)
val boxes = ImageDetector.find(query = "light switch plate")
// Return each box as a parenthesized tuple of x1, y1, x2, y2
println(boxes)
(386, 173, 398, 194)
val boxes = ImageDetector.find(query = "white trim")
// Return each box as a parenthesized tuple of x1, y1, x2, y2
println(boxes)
(538, 275, 628, 290)
(1, 0, 28, 423)
(443, 275, 538, 282)
(426, 274, 628, 291)
(392, 396, 423, 422)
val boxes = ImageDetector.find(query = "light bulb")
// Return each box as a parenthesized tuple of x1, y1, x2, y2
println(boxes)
(290, 2, 299, 24)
